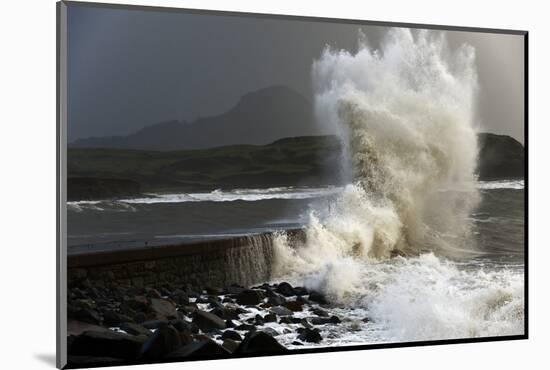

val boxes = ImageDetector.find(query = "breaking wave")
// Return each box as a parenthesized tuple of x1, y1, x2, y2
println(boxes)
(271, 29, 523, 340)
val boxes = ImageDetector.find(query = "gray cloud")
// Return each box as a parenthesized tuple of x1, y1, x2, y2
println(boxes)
(68, 5, 524, 143)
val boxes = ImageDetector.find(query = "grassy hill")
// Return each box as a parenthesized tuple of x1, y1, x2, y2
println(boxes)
(68, 136, 341, 200)
(68, 133, 524, 200)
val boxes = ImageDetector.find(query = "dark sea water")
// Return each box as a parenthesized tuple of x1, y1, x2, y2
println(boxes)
(67, 181, 524, 260)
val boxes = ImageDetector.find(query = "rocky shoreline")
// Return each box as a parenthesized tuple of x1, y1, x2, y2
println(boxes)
(67, 280, 354, 367)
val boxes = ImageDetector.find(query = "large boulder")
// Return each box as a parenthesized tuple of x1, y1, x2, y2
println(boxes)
(222, 339, 240, 353)
(164, 339, 230, 359)
(235, 331, 288, 354)
(193, 310, 226, 332)
(170, 289, 190, 305)
(297, 327, 322, 343)
(275, 282, 295, 297)
(140, 325, 182, 359)
(269, 306, 294, 316)
(310, 316, 341, 325)
(69, 330, 145, 360)
(123, 296, 149, 311)
(235, 290, 264, 305)
(266, 294, 286, 306)
(210, 307, 240, 320)
(282, 300, 303, 312)
(150, 298, 178, 320)
(221, 330, 243, 342)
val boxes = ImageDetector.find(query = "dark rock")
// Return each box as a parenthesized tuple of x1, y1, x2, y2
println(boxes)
(276, 282, 295, 297)
(254, 314, 265, 325)
(291, 341, 304, 346)
(210, 307, 240, 320)
(362, 317, 370, 323)
(178, 304, 198, 315)
(145, 288, 162, 299)
(296, 295, 310, 305)
(170, 319, 190, 333)
(225, 319, 237, 328)
(185, 288, 201, 298)
(222, 339, 240, 353)
(278, 317, 293, 325)
(140, 325, 182, 359)
(69, 330, 145, 360)
(120, 322, 152, 336)
(267, 294, 286, 306)
(235, 289, 264, 305)
(124, 296, 149, 311)
(269, 306, 294, 316)
(165, 339, 230, 359)
(262, 327, 280, 337)
(236, 331, 288, 354)
(205, 286, 223, 295)
(221, 330, 243, 341)
(293, 287, 309, 296)
(312, 308, 329, 317)
(308, 291, 328, 304)
(102, 310, 133, 327)
(179, 330, 194, 346)
(297, 327, 322, 343)
(193, 310, 226, 332)
(281, 317, 310, 326)
(264, 313, 277, 323)
(282, 300, 303, 312)
(208, 299, 224, 310)
(150, 298, 178, 319)
(170, 289, 189, 305)
(253, 282, 272, 290)
(159, 287, 173, 297)
(234, 324, 257, 332)
(141, 320, 169, 330)
(133, 312, 147, 324)
(69, 307, 102, 325)
(310, 316, 341, 325)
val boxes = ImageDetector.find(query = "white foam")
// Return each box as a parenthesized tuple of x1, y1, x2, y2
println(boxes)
(477, 179, 524, 190)
(66, 186, 341, 208)
(271, 29, 524, 341)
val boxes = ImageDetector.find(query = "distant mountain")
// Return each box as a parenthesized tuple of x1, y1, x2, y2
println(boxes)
(70, 85, 317, 150)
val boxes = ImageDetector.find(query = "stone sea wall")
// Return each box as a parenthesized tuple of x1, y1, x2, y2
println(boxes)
(67, 230, 303, 290)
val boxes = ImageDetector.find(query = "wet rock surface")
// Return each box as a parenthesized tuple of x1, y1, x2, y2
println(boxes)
(66, 280, 354, 366)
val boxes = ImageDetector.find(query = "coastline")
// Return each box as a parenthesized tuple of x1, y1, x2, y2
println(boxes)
(66, 229, 347, 367)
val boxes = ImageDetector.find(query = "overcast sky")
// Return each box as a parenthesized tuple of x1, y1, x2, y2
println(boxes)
(67, 5, 525, 143)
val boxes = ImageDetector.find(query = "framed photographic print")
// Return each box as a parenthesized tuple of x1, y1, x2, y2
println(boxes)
(57, 1, 527, 368)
